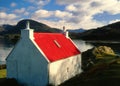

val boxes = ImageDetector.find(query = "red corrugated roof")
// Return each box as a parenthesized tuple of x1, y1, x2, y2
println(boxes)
(34, 33, 80, 62)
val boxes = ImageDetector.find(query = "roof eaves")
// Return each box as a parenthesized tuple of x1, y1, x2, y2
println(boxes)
(32, 39, 50, 63)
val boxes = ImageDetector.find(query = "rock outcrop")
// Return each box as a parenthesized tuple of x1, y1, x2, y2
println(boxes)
(92, 46, 116, 59)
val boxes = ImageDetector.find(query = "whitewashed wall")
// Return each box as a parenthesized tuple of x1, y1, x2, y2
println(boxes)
(6, 38, 49, 86)
(49, 54, 82, 86)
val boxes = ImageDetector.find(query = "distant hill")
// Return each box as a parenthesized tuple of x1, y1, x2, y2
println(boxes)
(0, 19, 62, 35)
(68, 28, 86, 33)
(0, 19, 86, 39)
(67, 28, 86, 39)
(1, 19, 120, 41)
(78, 21, 120, 41)
(0, 26, 4, 32)
(0, 19, 63, 44)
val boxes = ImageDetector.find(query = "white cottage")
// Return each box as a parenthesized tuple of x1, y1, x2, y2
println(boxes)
(6, 22, 82, 86)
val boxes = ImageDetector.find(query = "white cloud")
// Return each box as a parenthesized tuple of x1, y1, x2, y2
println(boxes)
(109, 19, 120, 24)
(10, 2, 17, 7)
(56, 0, 80, 5)
(14, 8, 26, 14)
(60, 0, 120, 29)
(24, 12, 29, 16)
(31, 9, 52, 19)
(12, 0, 120, 29)
(87, 0, 120, 15)
(31, 8, 105, 29)
(0, 12, 17, 19)
(54, 10, 72, 19)
(31, 9, 72, 19)
(2, 0, 120, 30)
(30, 0, 105, 29)
(33, 19, 100, 30)
(13, 8, 29, 16)
(0, 12, 18, 25)
(26, 0, 50, 6)
(65, 5, 77, 12)
(27, 6, 36, 11)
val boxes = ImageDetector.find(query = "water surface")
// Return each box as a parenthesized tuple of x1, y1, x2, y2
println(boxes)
(0, 39, 93, 64)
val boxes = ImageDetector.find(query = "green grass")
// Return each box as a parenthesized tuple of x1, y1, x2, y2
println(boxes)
(0, 69, 6, 78)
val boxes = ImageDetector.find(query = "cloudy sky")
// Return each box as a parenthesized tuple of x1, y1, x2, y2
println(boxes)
(0, 0, 120, 30)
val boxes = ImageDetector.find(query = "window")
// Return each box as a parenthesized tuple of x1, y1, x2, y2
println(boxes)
(54, 40, 61, 48)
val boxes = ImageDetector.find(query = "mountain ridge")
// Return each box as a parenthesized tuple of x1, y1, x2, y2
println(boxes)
(0, 19, 62, 35)
(1, 19, 120, 41)
(78, 21, 120, 40)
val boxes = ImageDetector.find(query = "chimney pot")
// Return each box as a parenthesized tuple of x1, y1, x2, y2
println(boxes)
(63, 26, 69, 38)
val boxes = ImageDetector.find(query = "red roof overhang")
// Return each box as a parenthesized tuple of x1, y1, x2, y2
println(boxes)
(34, 33, 81, 62)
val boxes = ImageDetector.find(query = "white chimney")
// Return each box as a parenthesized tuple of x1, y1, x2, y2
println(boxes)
(63, 26, 69, 38)
(63, 26, 65, 32)
(21, 21, 34, 40)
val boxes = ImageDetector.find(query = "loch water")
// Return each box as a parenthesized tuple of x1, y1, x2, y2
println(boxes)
(0, 39, 93, 64)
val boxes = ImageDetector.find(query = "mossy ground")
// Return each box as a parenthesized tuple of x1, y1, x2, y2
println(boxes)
(0, 69, 6, 78)
(60, 58, 120, 86)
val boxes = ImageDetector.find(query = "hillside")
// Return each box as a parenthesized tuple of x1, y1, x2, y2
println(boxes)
(0, 19, 62, 44)
(78, 21, 120, 41)
(1, 19, 120, 41)
(0, 19, 62, 35)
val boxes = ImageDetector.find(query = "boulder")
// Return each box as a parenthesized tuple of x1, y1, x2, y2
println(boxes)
(92, 46, 116, 59)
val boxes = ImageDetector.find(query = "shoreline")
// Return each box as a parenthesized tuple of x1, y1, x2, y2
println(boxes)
(86, 40, 120, 44)
(0, 64, 6, 70)
(0, 61, 6, 64)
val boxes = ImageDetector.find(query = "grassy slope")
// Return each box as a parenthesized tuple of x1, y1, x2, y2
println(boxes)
(0, 69, 6, 78)
(60, 58, 120, 86)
